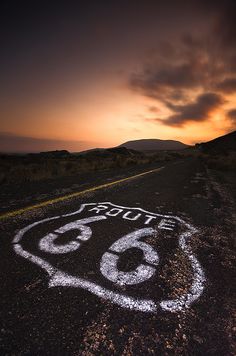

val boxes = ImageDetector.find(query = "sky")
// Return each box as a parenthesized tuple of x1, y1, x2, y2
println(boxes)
(0, 0, 236, 152)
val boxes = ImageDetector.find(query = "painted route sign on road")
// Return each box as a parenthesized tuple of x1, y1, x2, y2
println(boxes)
(13, 202, 206, 313)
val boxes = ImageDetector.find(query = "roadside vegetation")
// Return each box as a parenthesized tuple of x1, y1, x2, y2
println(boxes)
(0, 147, 191, 185)
(196, 130, 236, 172)
(200, 151, 236, 172)
(1, 131, 235, 186)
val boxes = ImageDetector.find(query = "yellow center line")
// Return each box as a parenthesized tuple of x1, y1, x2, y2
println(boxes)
(0, 166, 164, 220)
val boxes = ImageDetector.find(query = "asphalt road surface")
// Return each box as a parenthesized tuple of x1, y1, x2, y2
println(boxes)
(0, 157, 235, 355)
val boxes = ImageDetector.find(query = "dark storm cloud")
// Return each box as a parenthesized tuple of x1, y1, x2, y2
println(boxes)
(151, 93, 224, 127)
(130, 61, 202, 95)
(129, 32, 225, 105)
(216, 78, 236, 93)
(0, 0, 206, 104)
(129, 0, 236, 127)
(129, 30, 232, 103)
(213, 0, 236, 49)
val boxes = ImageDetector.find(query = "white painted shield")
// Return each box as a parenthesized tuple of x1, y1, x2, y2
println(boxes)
(13, 202, 205, 313)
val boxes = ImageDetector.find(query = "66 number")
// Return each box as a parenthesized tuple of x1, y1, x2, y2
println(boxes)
(39, 215, 159, 286)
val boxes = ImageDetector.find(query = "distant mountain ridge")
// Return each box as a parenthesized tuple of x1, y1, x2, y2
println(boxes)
(119, 139, 188, 151)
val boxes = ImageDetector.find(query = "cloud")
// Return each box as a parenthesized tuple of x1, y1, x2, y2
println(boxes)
(227, 109, 236, 122)
(130, 27, 236, 101)
(216, 78, 236, 93)
(129, 1, 236, 130)
(129, 37, 222, 107)
(0, 133, 90, 153)
(129, 55, 209, 105)
(148, 106, 161, 113)
(131, 62, 201, 93)
(213, 0, 236, 49)
(151, 93, 224, 127)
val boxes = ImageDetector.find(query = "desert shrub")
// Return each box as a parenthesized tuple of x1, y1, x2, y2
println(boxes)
(0, 172, 6, 184)
(65, 162, 74, 171)
(51, 166, 59, 176)
(0, 147, 191, 185)
(30, 165, 40, 175)
(201, 152, 236, 171)
(113, 156, 124, 168)
(124, 158, 136, 166)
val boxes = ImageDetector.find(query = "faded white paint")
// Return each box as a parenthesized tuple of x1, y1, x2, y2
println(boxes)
(13, 202, 206, 313)
(100, 228, 159, 285)
(160, 231, 206, 312)
(122, 211, 142, 221)
(89, 205, 109, 214)
(106, 208, 123, 217)
(88, 204, 173, 226)
(39, 216, 106, 254)
(158, 219, 176, 231)
(144, 215, 157, 224)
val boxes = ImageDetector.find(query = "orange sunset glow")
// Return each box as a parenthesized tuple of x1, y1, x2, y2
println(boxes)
(1, 1, 236, 152)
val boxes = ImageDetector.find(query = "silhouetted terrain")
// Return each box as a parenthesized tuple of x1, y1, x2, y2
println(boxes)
(0, 147, 188, 185)
(197, 130, 236, 172)
(1, 131, 235, 186)
(119, 138, 189, 151)
(198, 130, 236, 154)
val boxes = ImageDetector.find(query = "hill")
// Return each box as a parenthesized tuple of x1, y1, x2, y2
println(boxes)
(119, 139, 188, 151)
(78, 146, 142, 157)
(198, 131, 236, 154)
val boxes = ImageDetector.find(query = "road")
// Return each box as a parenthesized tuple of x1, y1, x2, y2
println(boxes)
(0, 157, 235, 355)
